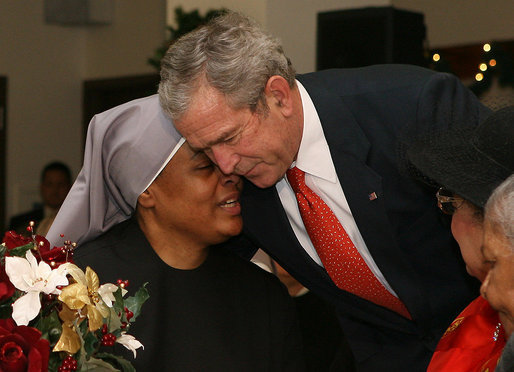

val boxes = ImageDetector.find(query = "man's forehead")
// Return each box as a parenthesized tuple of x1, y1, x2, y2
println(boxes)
(177, 87, 246, 149)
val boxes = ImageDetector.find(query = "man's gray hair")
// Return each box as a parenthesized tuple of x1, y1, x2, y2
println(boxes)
(158, 11, 296, 121)
(485, 174, 514, 250)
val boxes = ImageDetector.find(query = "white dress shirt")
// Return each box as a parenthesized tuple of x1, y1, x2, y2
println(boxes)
(276, 80, 398, 296)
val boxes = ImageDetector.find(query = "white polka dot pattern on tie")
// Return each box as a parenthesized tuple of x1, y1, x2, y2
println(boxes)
(286, 166, 411, 319)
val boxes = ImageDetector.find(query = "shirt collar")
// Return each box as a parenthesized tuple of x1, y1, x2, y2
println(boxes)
(294, 80, 337, 183)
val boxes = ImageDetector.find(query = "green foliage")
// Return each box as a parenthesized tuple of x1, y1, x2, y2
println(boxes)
(123, 284, 149, 323)
(9, 242, 34, 257)
(95, 353, 136, 372)
(34, 310, 62, 345)
(148, 6, 227, 70)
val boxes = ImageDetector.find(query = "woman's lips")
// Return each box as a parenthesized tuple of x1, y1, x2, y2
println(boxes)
(219, 195, 242, 215)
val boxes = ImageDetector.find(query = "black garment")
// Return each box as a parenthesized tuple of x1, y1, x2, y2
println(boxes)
(293, 291, 354, 371)
(8, 208, 43, 234)
(497, 333, 514, 372)
(74, 218, 305, 371)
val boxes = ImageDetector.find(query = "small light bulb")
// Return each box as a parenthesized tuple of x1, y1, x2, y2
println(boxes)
(475, 73, 484, 81)
(489, 59, 497, 67)
(483, 43, 491, 52)
(479, 63, 487, 71)
(432, 53, 440, 62)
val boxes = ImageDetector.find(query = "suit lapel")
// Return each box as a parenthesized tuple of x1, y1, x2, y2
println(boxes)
(241, 180, 333, 287)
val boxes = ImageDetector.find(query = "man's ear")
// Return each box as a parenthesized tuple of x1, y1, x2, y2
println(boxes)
(265, 76, 294, 117)
(137, 189, 155, 209)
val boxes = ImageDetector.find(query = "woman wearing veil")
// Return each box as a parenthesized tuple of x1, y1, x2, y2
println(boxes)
(46, 95, 304, 371)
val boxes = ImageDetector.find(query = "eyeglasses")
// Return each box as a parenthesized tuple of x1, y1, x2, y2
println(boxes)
(436, 187, 465, 215)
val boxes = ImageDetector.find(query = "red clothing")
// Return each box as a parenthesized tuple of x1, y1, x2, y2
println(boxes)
(428, 296, 505, 372)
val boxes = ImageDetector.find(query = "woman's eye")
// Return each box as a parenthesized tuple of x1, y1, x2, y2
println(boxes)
(484, 259, 496, 269)
(197, 163, 213, 170)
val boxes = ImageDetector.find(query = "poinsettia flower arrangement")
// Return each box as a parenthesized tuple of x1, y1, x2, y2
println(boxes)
(0, 225, 148, 372)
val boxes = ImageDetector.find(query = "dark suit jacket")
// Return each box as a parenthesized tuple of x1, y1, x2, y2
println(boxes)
(237, 65, 490, 371)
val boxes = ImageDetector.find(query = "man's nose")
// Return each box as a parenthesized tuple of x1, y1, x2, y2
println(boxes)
(210, 145, 240, 175)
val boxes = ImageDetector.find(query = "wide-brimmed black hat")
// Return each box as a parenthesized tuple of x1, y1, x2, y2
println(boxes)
(406, 105, 514, 207)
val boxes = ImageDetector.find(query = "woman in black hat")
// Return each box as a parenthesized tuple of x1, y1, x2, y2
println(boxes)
(406, 106, 514, 371)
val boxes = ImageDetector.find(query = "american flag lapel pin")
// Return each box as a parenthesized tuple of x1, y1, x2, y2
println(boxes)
(368, 192, 378, 201)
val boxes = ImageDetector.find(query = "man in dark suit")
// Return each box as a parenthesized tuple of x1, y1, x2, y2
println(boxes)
(158, 11, 489, 370)
(9, 161, 72, 235)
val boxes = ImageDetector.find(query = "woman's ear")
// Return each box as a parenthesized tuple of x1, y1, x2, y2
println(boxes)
(137, 189, 155, 209)
(265, 76, 294, 117)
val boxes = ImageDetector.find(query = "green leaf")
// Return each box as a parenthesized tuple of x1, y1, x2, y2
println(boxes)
(112, 288, 125, 315)
(107, 307, 121, 333)
(123, 284, 149, 322)
(95, 353, 135, 372)
(80, 356, 120, 371)
(0, 300, 13, 318)
(34, 311, 62, 345)
(0, 243, 7, 258)
(48, 352, 63, 372)
(9, 242, 34, 257)
(83, 329, 100, 357)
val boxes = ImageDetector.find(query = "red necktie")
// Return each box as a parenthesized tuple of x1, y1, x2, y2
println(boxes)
(287, 167, 411, 319)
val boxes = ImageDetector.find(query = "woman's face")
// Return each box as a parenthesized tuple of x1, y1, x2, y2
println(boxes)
(148, 143, 243, 247)
(481, 220, 514, 337)
(451, 201, 489, 281)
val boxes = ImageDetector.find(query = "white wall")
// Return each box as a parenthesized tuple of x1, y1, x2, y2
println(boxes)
(0, 0, 167, 226)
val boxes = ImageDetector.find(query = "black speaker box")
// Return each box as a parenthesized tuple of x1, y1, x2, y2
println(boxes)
(317, 7, 426, 70)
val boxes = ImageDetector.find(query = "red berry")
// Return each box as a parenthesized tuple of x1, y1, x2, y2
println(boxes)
(102, 323, 108, 334)
(101, 333, 117, 347)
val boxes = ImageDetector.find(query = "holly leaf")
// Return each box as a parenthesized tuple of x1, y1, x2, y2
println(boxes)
(9, 242, 33, 257)
(107, 307, 122, 334)
(81, 356, 121, 371)
(83, 328, 100, 358)
(95, 353, 136, 372)
(123, 284, 149, 322)
(112, 287, 125, 315)
(34, 311, 62, 345)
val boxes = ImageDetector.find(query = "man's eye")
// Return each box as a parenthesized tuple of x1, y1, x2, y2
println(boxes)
(225, 134, 240, 145)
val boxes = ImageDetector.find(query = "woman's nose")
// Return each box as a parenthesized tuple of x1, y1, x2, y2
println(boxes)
(480, 273, 490, 300)
(216, 166, 241, 187)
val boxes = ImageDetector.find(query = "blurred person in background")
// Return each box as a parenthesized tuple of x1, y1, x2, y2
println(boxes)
(8, 161, 72, 235)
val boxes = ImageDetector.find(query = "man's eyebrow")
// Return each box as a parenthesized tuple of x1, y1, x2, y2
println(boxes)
(205, 130, 233, 148)
(197, 131, 232, 151)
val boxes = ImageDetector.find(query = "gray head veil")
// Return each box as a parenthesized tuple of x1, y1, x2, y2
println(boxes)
(46, 95, 184, 247)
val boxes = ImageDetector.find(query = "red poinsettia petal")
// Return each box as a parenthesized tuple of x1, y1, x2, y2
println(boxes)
(27, 339, 49, 372)
(1, 231, 31, 250)
(13, 326, 42, 347)
(0, 319, 16, 333)
(33, 236, 50, 253)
